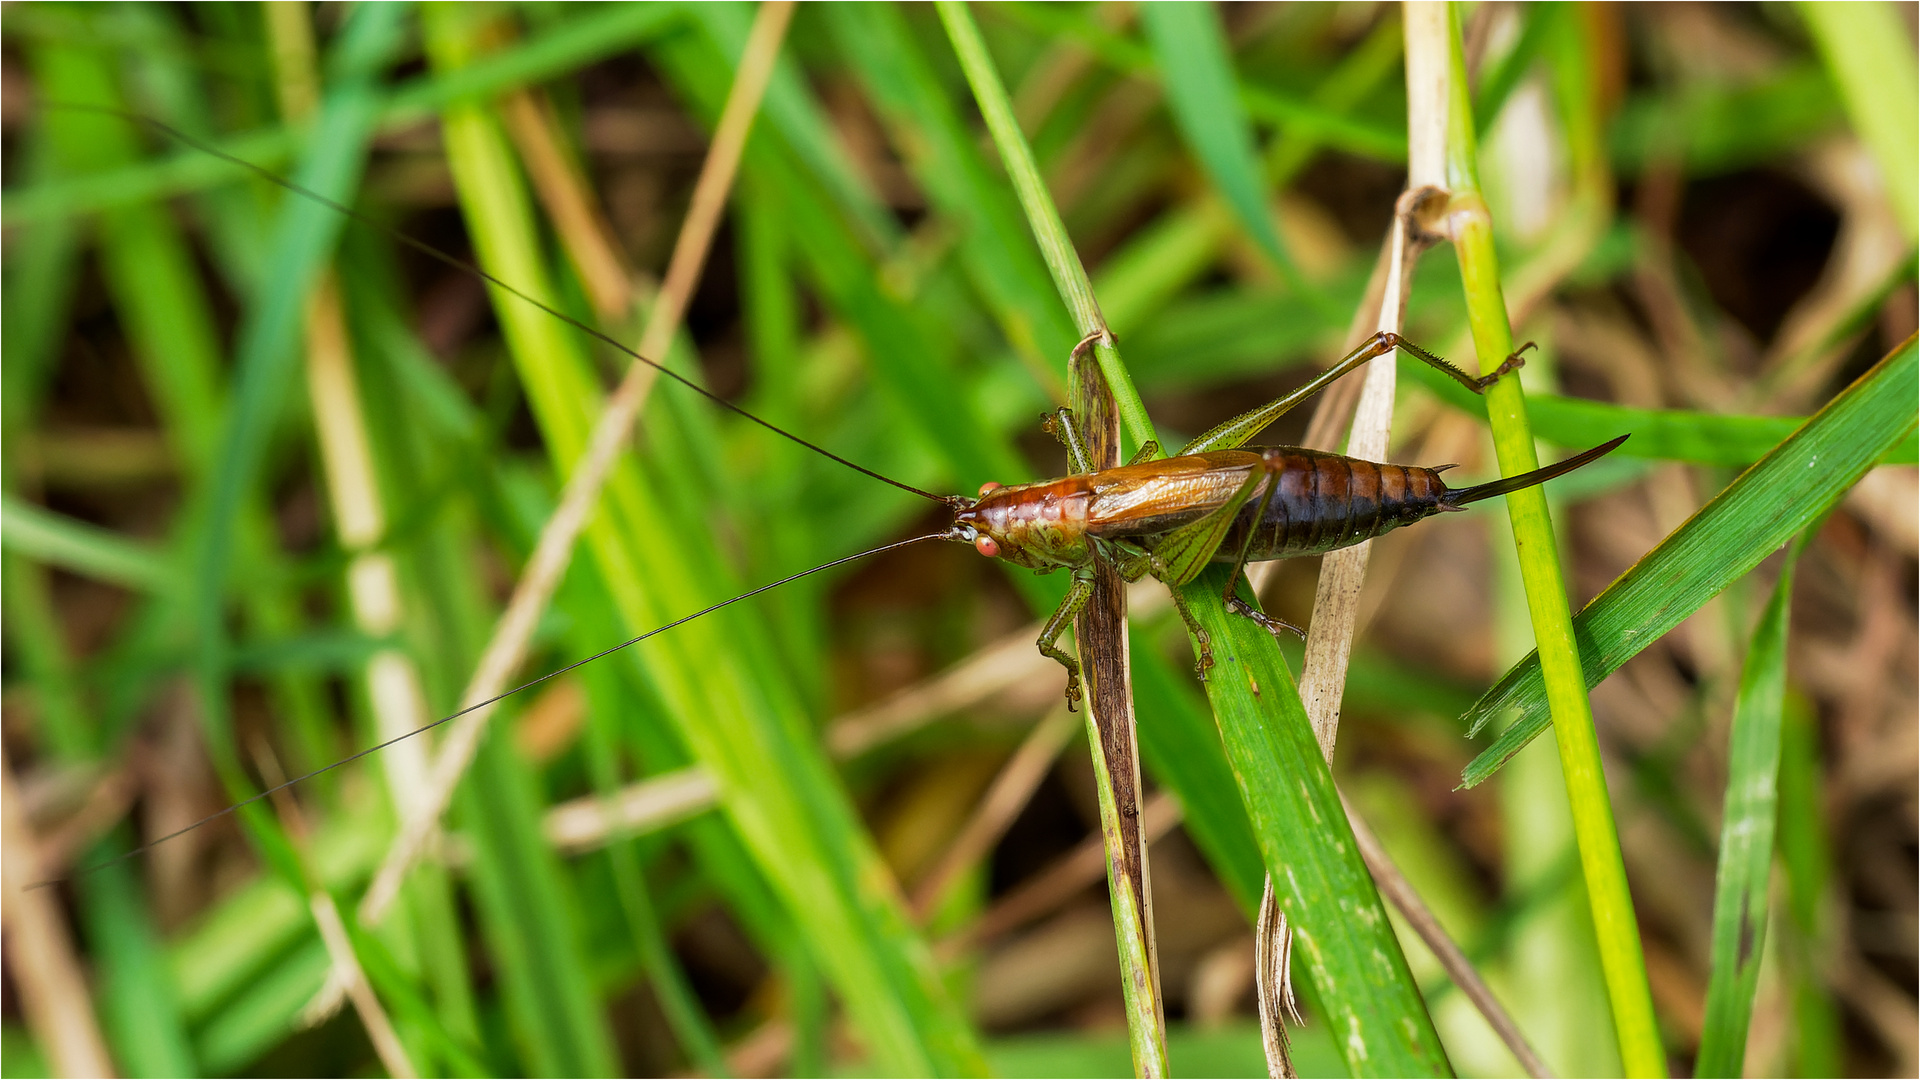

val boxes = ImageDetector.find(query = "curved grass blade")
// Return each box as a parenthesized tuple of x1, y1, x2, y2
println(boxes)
(1695, 534, 1805, 1076)
(1462, 334, 1919, 785)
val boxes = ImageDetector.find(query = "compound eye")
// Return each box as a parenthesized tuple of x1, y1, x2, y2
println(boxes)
(973, 535, 1000, 558)
(977, 481, 1003, 497)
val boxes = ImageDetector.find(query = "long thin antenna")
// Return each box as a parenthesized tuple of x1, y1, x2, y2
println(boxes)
(56, 104, 955, 507)
(34, 529, 964, 889)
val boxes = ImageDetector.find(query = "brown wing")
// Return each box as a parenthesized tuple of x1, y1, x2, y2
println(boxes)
(1084, 451, 1266, 540)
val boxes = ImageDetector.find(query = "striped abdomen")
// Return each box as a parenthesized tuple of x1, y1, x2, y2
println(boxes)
(1213, 447, 1452, 562)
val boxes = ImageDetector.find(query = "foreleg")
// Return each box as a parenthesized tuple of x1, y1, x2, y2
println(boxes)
(1037, 570, 1098, 710)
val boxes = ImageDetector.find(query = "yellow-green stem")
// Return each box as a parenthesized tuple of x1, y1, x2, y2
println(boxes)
(1442, 6, 1663, 1075)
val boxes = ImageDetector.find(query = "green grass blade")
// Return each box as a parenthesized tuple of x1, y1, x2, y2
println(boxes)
(1523, 395, 1918, 467)
(1138, 4, 1311, 295)
(1403, 353, 1920, 466)
(992, 1, 1408, 163)
(82, 861, 199, 1077)
(1695, 536, 1804, 1077)
(192, 938, 332, 1072)
(936, 0, 1157, 456)
(1130, 642, 1266, 914)
(1183, 567, 1450, 1076)
(1461, 335, 1919, 783)
(0, 495, 168, 590)
(824, 3, 1078, 375)
(1798, 0, 1920, 241)
(1774, 699, 1843, 1077)
(459, 733, 619, 1076)
(1434, 3, 1663, 1071)
(4, 5, 685, 228)
(428, 12, 984, 1072)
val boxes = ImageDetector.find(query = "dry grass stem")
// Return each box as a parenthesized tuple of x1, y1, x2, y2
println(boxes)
(1247, 10, 1457, 1074)
(0, 747, 117, 1078)
(270, 3, 437, 820)
(1254, 877, 1297, 1080)
(543, 766, 719, 854)
(1256, 8, 1564, 1071)
(501, 90, 637, 320)
(910, 708, 1080, 921)
(1295, 0, 1454, 758)
(307, 892, 418, 1079)
(1296, 193, 1435, 757)
(357, 0, 794, 926)
(302, 277, 434, 811)
(828, 581, 1171, 757)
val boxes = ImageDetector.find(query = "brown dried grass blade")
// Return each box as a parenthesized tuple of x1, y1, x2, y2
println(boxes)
(1069, 341, 1170, 1076)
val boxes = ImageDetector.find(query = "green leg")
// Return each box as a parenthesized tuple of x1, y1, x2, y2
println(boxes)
(1179, 331, 1528, 455)
(1164, 585, 1214, 678)
(1038, 570, 1098, 709)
